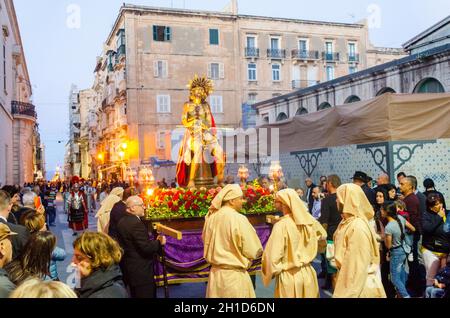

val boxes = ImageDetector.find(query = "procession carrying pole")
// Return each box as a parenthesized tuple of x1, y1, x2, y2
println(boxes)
(153, 223, 183, 298)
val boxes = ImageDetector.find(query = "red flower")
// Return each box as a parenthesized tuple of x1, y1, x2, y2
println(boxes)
(185, 201, 192, 210)
(192, 204, 199, 211)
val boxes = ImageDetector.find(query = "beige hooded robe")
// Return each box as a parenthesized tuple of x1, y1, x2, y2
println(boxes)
(95, 187, 124, 234)
(262, 189, 327, 298)
(333, 183, 386, 298)
(202, 184, 263, 298)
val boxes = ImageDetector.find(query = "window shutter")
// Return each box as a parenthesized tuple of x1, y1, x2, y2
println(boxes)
(165, 27, 171, 41)
(166, 95, 171, 113)
(219, 63, 225, 79)
(153, 26, 157, 41)
(207, 63, 212, 79)
(163, 61, 168, 78)
(153, 61, 159, 77)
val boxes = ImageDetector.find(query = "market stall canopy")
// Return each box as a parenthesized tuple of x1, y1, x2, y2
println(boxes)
(257, 93, 450, 153)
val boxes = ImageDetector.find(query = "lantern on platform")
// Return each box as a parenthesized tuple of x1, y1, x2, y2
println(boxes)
(269, 161, 284, 193)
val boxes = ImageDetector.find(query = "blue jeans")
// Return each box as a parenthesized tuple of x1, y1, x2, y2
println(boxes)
(425, 286, 445, 298)
(390, 248, 410, 298)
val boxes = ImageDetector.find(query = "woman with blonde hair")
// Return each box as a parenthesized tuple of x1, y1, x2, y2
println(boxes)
(72, 232, 128, 298)
(262, 188, 327, 298)
(10, 278, 77, 298)
(95, 187, 124, 234)
(333, 183, 386, 298)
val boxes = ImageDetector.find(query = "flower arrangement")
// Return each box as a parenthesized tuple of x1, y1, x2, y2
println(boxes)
(145, 182, 275, 220)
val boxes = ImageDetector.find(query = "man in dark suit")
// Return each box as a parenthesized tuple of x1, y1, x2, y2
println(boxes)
(352, 171, 376, 206)
(117, 196, 166, 298)
(304, 178, 316, 213)
(108, 187, 134, 241)
(0, 190, 30, 260)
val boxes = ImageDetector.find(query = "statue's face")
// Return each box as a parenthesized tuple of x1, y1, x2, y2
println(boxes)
(191, 87, 206, 101)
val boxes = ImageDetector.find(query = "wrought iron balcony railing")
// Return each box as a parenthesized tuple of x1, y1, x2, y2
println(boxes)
(348, 53, 360, 63)
(11, 101, 37, 119)
(267, 48, 286, 59)
(291, 50, 319, 60)
(245, 47, 260, 58)
(322, 52, 340, 61)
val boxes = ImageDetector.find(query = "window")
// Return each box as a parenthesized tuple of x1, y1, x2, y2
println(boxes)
(157, 131, 168, 149)
(299, 40, 307, 53)
(210, 96, 223, 113)
(325, 42, 333, 54)
(248, 63, 257, 81)
(154, 60, 168, 78)
(247, 36, 256, 48)
(270, 38, 280, 50)
(116, 29, 126, 49)
(209, 29, 219, 45)
(326, 66, 334, 81)
(348, 42, 356, 57)
(272, 64, 281, 81)
(248, 93, 257, 105)
(157, 95, 171, 113)
(208, 63, 224, 80)
(153, 25, 171, 42)
(349, 66, 357, 74)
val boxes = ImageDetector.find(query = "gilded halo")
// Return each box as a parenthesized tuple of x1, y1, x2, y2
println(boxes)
(187, 75, 214, 96)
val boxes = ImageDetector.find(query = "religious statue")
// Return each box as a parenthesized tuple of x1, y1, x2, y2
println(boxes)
(176, 75, 225, 188)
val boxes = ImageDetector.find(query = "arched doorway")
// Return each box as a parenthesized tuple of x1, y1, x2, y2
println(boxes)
(317, 102, 332, 111)
(413, 78, 445, 93)
(276, 112, 288, 122)
(295, 107, 308, 116)
(344, 95, 361, 104)
(376, 87, 396, 96)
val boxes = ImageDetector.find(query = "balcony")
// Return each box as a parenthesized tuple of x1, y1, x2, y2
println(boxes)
(322, 52, 340, 62)
(348, 53, 360, 63)
(11, 101, 37, 120)
(245, 47, 260, 58)
(267, 48, 286, 59)
(292, 80, 320, 89)
(291, 50, 319, 60)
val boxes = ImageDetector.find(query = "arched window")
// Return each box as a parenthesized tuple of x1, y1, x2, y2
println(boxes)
(344, 95, 361, 104)
(317, 102, 332, 111)
(295, 107, 308, 116)
(376, 87, 396, 96)
(276, 112, 288, 122)
(413, 78, 445, 93)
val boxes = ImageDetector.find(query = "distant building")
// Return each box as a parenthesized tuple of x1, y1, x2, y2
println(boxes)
(85, 1, 403, 180)
(0, 0, 40, 186)
(254, 15, 450, 125)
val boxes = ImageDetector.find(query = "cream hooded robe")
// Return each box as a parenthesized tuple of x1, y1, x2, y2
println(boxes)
(333, 184, 386, 298)
(202, 184, 263, 298)
(261, 189, 327, 298)
(95, 187, 124, 234)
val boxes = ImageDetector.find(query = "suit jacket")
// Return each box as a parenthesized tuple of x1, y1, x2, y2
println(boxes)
(306, 184, 316, 213)
(108, 201, 127, 241)
(0, 218, 30, 260)
(116, 214, 161, 287)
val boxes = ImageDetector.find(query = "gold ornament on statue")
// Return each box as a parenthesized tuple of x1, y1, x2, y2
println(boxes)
(187, 75, 214, 96)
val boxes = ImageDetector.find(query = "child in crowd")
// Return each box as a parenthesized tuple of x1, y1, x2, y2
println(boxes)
(425, 257, 450, 298)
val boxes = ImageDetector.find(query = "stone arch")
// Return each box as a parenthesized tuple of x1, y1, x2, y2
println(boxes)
(413, 77, 445, 93)
(317, 102, 332, 111)
(344, 95, 361, 104)
(295, 107, 308, 116)
(376, 87, 396, 96)
(276, 112, 288, 122)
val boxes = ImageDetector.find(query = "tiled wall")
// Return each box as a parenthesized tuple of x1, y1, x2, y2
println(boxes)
(275, 139, 449, 202)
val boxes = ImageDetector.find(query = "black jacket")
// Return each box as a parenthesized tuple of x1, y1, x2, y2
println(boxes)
(117, 214, 161, 287)
(306, 184, 316, 213)
(108, 201, 127, 241)
(76, 265, 128, 298)
(0, 218, 30, 260)
(422, 210, 450, 254)
(318, 193, 342, 241)
(416, 191, 427, 218)
(361, 184, 376, 206)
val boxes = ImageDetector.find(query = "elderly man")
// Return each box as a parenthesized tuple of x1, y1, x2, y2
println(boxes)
(117, 196, 165, 298)
(333, 184, 386, 298)
(0, 223, 17, 298)
(262, 189, 326, 298)
(202, 184, 263, 298)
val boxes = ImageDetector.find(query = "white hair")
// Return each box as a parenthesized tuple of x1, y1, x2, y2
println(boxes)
(22, 191, 37, 208)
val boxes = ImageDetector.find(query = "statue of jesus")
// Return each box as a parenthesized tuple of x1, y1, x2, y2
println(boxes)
(176, 75, 225, 188)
